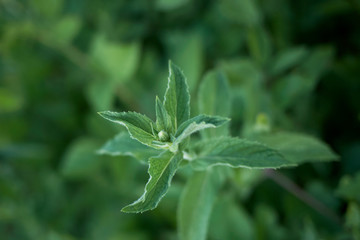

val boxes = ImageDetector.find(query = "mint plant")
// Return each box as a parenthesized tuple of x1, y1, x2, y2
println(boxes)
(98, 61, 338, 239)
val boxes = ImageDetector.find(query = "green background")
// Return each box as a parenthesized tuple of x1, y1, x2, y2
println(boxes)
(1, 0, 360, 239)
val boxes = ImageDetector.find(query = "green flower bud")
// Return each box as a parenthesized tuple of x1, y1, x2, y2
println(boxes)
(158, 130, 169, 142)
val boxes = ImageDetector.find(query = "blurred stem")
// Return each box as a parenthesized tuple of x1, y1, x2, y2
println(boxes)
(263, 169, 342, 225)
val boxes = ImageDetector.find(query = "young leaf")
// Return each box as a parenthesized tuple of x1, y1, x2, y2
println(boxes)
(251, 132, 339, 164)
(98, 111, 156, 147)
(122, 151, 183, 213)
(97, 132, 161, 163)
(198, 70, 231, 138)
(178, 170, 221, 240)
(174, 115, 230, 147)
(190, 137, 295, 170)
(155, 96, 172, 133)
(164, 61, 190, 131)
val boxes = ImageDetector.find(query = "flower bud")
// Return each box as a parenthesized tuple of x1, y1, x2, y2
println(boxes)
(158, 130, 169, 142)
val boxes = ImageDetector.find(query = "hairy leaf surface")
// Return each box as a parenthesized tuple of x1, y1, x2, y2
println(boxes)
(164, 61, 190, 131)
(98, 111, 156, 147)
(191, 137, 294, 170)
(97, 132, 161, 163)
(122, 151, 182, 213)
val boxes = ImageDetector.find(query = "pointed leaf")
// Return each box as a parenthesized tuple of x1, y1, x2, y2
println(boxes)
(155, 96, 172, 133)
(251, 132, 339, 164)
(97, 132, 161, 163)
(191, 137, 294, 170)
(178, 170, 222, 240)
(174, 115, 230, 147)
(198, 70, 231, 138)
(122, 151, 183, 213)
(98, 111, 156, 147)
(164, 61, 190, 131)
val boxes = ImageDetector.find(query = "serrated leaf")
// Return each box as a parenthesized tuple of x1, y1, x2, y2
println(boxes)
(198, 70, 231, 138)
(178, 170, 221, 240)
(251, 132, 339, 164)
(98, 111, 156, 147)
(191, 137, 294, 170)
(164, 61, 190, 131)
(155, 96, 172, 133)
(97, 132, 161, 163)
(122, 151, 182, 213)
(173, 115, 230, 147)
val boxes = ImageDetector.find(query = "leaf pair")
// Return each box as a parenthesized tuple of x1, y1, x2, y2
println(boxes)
(98, 61, 229, 213)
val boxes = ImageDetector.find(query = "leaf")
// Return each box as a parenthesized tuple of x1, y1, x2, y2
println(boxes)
(336, 172, 360, 202)
(251, 132, 339, 164)
(91, 34, 140, 82)
(174, 115, 230, 147)
(247, 26, 272, 65)
(156, 0, 190, 10)
(198, 70, 231, 138)
(270, 47, 309, 75)
(178, 170, 221, 240)
(219, 0, 260, 26)
(98, 111, 156, 147)
(190, 137, 294, 170)
(122, 151, 182, 213)
(164, 61, 190, 131)
(97, 132, 161, 163)
(61, 138, 101, 178)
(208, 195, 255, 240)
(155, 96, 172, 133)
(50, 16, 82, 46)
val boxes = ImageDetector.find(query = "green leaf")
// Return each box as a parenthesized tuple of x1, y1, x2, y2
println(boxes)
(198, 70, 231, 138)
(178, 170, 221, 240)
(174, 115, 230, 147)
(191, 137, 294, 170)
(50, 16, 82, 46)
(97, 132, 161, 163)
(98, 111, 156, 147)
(336, 172, 360, 202)
(251, 132, 339, 164)
(155, 96, 172, 133)
(61, 138, 101, 178)
(270, 47, 309, 76)
(91, 34, 140, 82)
(164, 61, 190, 131)
(122, 151, 182, 213)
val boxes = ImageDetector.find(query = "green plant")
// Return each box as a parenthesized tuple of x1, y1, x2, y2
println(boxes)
(99, 61, 338, 239)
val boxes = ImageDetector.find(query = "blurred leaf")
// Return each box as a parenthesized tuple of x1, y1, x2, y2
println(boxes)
(31, 0, 64, 18)
(91, 34, 140, 82)
(178, 170, 220, 240)
(251, 132, 339, 164)
(0, 87, 23, 113)
(50, 16, 82, 46)
(122, 151, 182, 213)
(345, 202, 360, 240)
(198, 70, 231, 138)
(165, 31, 204, 91)
(208, 195, 254, 240)
(98, 132, 161, 163)
(86, 80, 116, 111)
(156, 0, 190, 10)
(219, 0, 261, 26)
(191, 137, 294, 170)
(61, 138, 101, 178)
(270, 47, 309, 75)
(247, 26, 272, 65)
(337, 172, 360, 202)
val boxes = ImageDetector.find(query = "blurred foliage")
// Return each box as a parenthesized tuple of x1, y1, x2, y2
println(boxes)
(1, 0, 360, 239)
